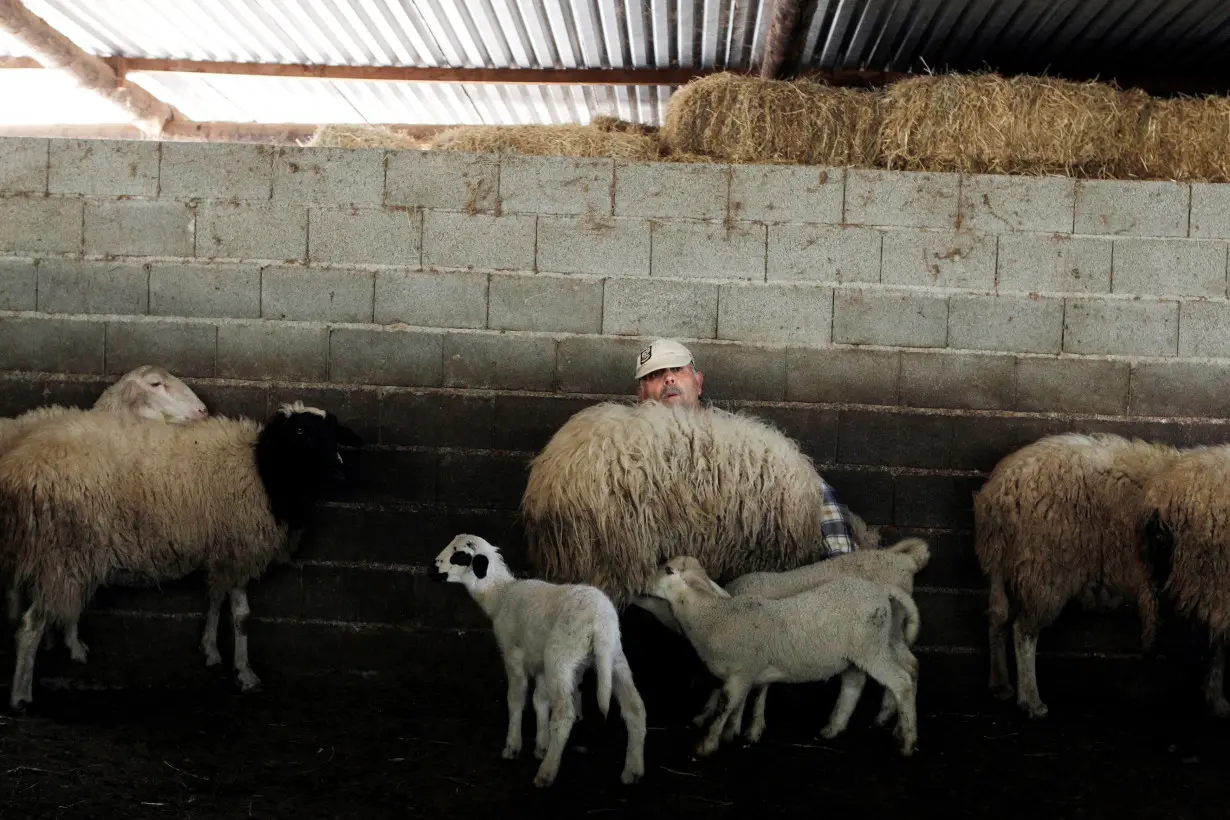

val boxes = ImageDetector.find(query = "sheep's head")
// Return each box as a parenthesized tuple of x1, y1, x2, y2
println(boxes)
(94, 365, 210, 423)
(650, 555, 727, 602)
(432, 533, 502, 588)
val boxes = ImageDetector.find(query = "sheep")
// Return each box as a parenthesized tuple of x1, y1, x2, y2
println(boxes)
(1139, 444, 1230, 717)
(689, 536, 931, 744)
(430, 533, 647, 788)
(647, 555, 920, 758)
(0, 401, 362, 712)
(521, 400, 880, 626)
(973, 432, 1182, 719)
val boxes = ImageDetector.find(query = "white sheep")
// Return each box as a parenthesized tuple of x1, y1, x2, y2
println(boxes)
(430, 534, 647, 788)
(690, 537, 931, 744)
(0, 401, 362, 712)
(648, 555, 920, 758)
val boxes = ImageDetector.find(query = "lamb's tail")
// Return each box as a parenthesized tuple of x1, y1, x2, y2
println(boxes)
(592, 621, 618, 719)
(887, 537, 931, 573)
(886, 586, 922, 645)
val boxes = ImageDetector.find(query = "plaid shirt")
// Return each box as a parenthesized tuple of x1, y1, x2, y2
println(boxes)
(819, 481, 857, 557)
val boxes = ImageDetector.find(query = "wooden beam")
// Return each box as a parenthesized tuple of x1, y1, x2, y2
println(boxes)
(0, 0, 179, 136)
(0, 121, 457, 145)
(760, 0, 805, 80)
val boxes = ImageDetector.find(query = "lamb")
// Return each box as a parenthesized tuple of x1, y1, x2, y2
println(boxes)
(521, 400, 880, 626)
(0, 401, 362, 712)
(430, 533, 647, 788)
(973, 432, 1182, 719)
(647, 555, 920, 758)
(690, 537, 931, 744)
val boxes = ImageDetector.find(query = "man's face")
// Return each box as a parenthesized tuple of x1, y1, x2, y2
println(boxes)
(637, 364, 703, 409)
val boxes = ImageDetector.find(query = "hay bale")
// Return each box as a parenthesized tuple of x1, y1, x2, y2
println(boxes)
(590, 114, 658, 136)
(659, 72, 881, 166)
(304, 124, 429, 150)
(877, 73, 1151, 178)
(1135, 95, 1230, 182)
(425, 123, 660, 160)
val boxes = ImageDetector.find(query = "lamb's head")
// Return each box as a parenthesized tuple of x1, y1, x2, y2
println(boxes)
(431, 533, 506, 590)
(649, 555, 727, 603)
(93, 365, 209, 423)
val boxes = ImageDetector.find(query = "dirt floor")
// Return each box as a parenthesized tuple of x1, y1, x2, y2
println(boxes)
(1, 643, 1228, 820)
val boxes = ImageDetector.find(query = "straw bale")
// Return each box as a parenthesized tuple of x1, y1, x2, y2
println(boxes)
(304, 124, 429, 150)
(659, 72, 882, 166)
(425, 123, 660, 160)
(1135, 95, 1230, 182)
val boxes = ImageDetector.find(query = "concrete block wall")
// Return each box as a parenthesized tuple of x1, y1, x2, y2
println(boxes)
(1, 135, 1227, 700)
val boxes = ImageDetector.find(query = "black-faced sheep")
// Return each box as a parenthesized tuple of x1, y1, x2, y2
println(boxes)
(520, 400, 879, 627)
(430, 534, 647, 788)
(1, 401, 362, 712)
(973, 432, 1182, 719)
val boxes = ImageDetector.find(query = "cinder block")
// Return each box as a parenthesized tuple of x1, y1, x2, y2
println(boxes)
(48, 139, 159, 197)
(1016, 357, 1130, 415)
(268, 384, 381, 445)
(84, 200, 195, 257)
(717, 282, 833, 344)
(1112, 237, 1227, 298)
(1074, 179, 1189, 237)
(614, 161, 728, 220)
(438, 451, 531, 510)
(488, 272, 602, 333)
(328, 327, 443, 387)
(1190, 183, 1230, 240)
(443, 332, 556, 391)
(309, 206, 422, 267)
(651, 220, 766, 279)
(273, 145, 384, 205)
(767, 223, 881, 283)
(947, 293, 1064, 354)
(262, 266, 374, 323)
(491, 394, 596, 452)
(729, 165, 843, 224)
(216, 322, 329, 381)
(899, 351, 1016, 410)
(37, 259, 148, 315)
(1130, 361, 1230, 418)
(105, 319, 217, 377)
(833, 288, 948, 348)
(881, 228, 996, 289)
(159, 142, 274, 200)
(1178, 301, 1230, 357)
(197, 202, 307, 261)
(0, 316, 104, 373)
(422, 210, 536, 272)
(948, 415, 1072, 473)
(149, 262, 261, 319)
(837, 409, 954, 468)
(894, 475, 982, 529)
(0, 138, 48, 194)
(0, 257, 36, 311)
(997, 234, 1111, 294)
(1064, 298, 1178, 357)
(386, 150, 499, 213)
(556, 335, 645, 394)
(536, 215, 650, 276)
(498, 155, 613, 216)
(845, 169, 960, 229)
(373, 270, 488, 329)
(959, 174, 1075, 233)
(685, 341, 785, 402)
(785, 347, 900, 406)
(0, 197, 83, 254)
(381, 391, 496, 448)
(602, 277, 718, 338)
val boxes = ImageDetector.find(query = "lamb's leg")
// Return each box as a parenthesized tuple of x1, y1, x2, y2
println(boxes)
(10, 605, 48, 712)
(693, 687, 722, 727)
(877, 641, 919, 727)
(62, 618, 89, 664)
(1012, 620, 1048, 719)
(744, 684, 770, 743)
(987, 569, 1015, 700)
(201, 587, 225, 667)
(611, 652, 647, 784)
(532, 672, 551, 760)
(533, 660, 582, 788)
(1204, 640, 1230, 718)
(861, 653, 918, 756)
(228, 587, 260, 692)
(819, 667, 867, 740)
(502, 655, 529, 759)
(696, 677, 752, 758)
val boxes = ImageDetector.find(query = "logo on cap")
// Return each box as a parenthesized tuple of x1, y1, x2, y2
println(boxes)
(639, 343, 653, 366)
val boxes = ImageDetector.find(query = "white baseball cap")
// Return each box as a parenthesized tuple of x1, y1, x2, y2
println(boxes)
(635, 338, 695, 380)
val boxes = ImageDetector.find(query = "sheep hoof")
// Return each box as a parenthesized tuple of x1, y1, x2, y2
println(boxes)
(1210, 698, 1230, 718)
(620, 766, 644, 785)
(203, 648, 222, 667)
(10, 698, 31, 716)
(693, 740, 718, 758)
(1021, 701, 1048, 719)
(236, 670, 261, 692)
(532, 766, 557, 788)
(990, 683, 1014, 701)
(69, 645, 89, 665)
(818, 724, 841, 740)
(502, 743, 520, 760)
(533, 744, 547, 760)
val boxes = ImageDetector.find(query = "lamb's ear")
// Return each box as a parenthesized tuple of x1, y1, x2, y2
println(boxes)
(683, 572, 713, 597)
(472, 554, 489, 579)
(706, 578, 731, 598)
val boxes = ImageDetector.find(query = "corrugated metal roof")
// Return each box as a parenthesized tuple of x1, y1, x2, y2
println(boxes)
(3, 1, 1230, 127)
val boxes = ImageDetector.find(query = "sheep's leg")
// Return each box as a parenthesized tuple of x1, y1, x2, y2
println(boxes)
(721, 688, 750, 742)
(1204, 640, 1230, 718)
(1012, 621, 1047, 719)
(611, 652, 647, 784)
(533, 659, 582, 788)
(693, 687, 722, 727)
(988, 620, 1014, 701)
(228, 588, 260, 692)
(819, 667, 867, 740)
(744, 684, 770, 743)
(532, 672, 551, 760)
(5, 583, 19, 623)
(62, 618, 88, 664)
(501, 654, 528, 759)
(696, 677, 752, 758)
(861, 653, 918, 757)
(201, 588, 224, 667)
(877, 642, 918, 727)
(10, 605, 48, 712)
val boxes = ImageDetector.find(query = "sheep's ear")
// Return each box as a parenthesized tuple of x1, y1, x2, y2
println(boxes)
(449, 551, 472, 567)
(683, 573, 712, 596)
(472, 554, 489, 579)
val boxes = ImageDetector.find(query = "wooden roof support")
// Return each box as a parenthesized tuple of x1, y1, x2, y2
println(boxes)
(0, 0, 179, 136)
(760, 0, 805, 79)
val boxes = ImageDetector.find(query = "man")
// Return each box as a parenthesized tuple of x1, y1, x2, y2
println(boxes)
(633, 337, 858, 557)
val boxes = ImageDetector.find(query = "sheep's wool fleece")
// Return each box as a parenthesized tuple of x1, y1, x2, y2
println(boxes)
(1142, 445, 1230, 637)
(0, 412, 283, 623)
(521, 401, 834, 607)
